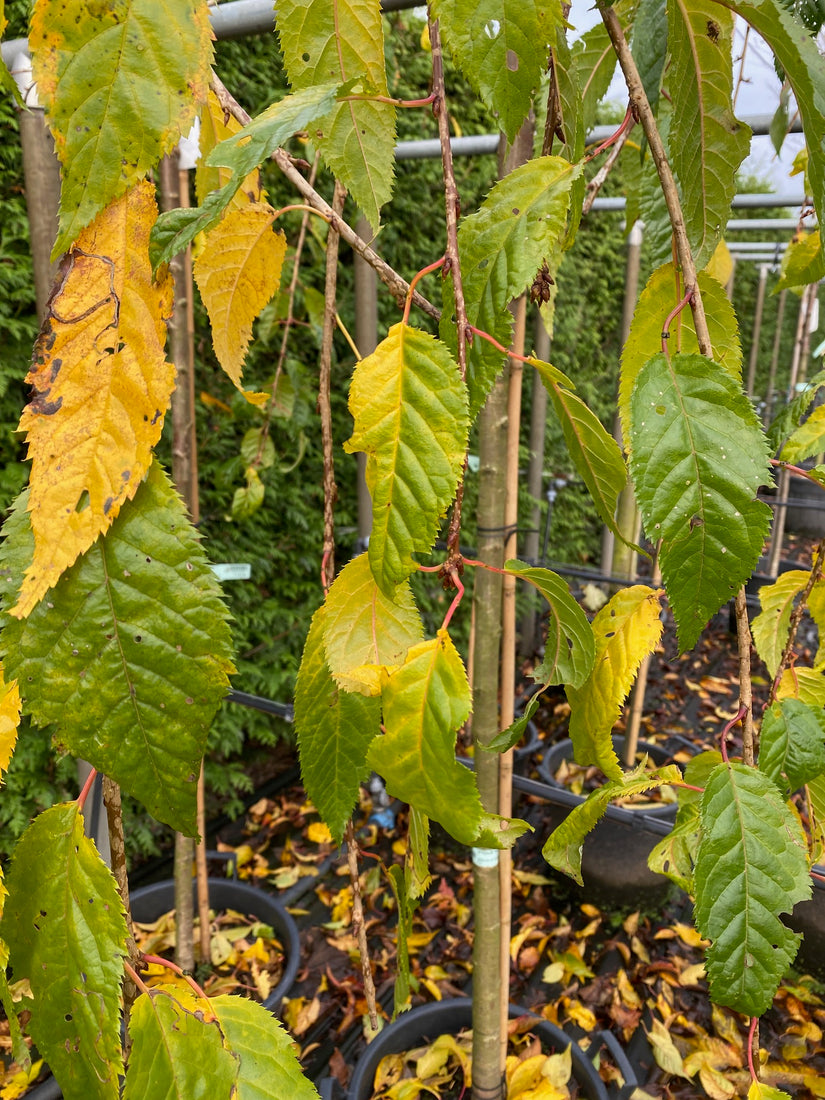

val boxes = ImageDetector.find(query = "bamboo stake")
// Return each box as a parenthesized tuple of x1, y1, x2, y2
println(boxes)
(499, 296, 527, 1069)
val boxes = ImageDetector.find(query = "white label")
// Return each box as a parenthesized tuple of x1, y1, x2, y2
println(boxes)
(471, 847, 499, 868)
(210, 563, 252, 581)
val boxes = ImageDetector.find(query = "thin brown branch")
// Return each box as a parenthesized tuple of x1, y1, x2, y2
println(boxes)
(597, 3, 711, 354)
(581, 124, 631, 218)
(542, 47, 564, 157)
(209, 72, 439, 322)
(319, 181, 346, 593)
(734, 588, 755, 765)
(429, 19, 469, 562)
(768, 538, 825, 706)
(254, 155, 320, 468)
(345, 820, 379, 1030)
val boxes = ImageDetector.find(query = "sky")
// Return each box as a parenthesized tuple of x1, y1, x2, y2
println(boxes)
(568, 0, 807, 194)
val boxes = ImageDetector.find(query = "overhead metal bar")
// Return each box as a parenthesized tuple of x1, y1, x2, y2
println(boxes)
(727, 241, 788, 251)
(726, 218, 813, 231)
(591, 192, 806, 211)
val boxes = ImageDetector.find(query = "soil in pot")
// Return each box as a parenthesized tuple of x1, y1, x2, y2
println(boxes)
(347, 1000, 633, 1100)
(129, 879, 300, 1012)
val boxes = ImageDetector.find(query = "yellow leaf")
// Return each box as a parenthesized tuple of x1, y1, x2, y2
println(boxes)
(0, 1059, 44, 1100)
(679, 962, 707, 986)
(541, 1047, 572, 1091)
(12, 181, 175, 617)
(541, 961, 565, 985)
(672, 922, 709, 948)
(646, 1018, 687, 1078)
(699, 1065, 737, 1099)
(566, 586, 664, 778)
(704, 240, 734, 289)
(563, 999, 596, 1032)
(778, 666, 825, 705)
(196, 90, 265, 209)
(0, 668, 20, 780)
(194, 203, 287, 396)
(307, 821, 333, 844)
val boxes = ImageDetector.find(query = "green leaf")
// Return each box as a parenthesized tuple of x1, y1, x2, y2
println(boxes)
(769, 85, 791, 156)
(124, 990, 237, 1100)
(751, 569, 808, 677)
(542, 761, 682, 884)
(551, 28, 585, 247)
(368, 632, 529, 847)
(775, 230, 825, 293)
(488, 693, 542, 753)
(432, 0, 563, 142)
(408, 807, 433, 898)
(295, 606, 381, 844)
(387, 863, 413, 1017)
(322, 554, 424, 695)
(620, 263, 742, 450)
(725, 0, 825, 243)
(694, 761, 811, 1017)
(649, 750, 722, 891)
(782, 403, 825, 463)
(503, 561, 595, 687)
(232, 467, 266, 522)
(766, 368, 825, 453)
(571, 18, 620, 134)
(30, 0, 212, 256)
(276, 0, 395, 230)
(150, 84, 340, 269)
(443, 156, 582, 419)
(212, 995, 320, 1100)
(0, 465, 234, 835)
(758, 698, 825, 792)
(344, 324, 469, 594)
(535, 366, 630, 544)
(629, 352, 772, 649)
(1, 803, 127, 1100)
(632, 0, 667, 114)
(566, 585, 664, 778)
(666, 0, 751, 269)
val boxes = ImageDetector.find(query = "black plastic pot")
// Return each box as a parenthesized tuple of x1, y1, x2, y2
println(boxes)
(345, 999, 638, 1100)
(786, 865, 825, 980)
(21, 1073, 62, 1100)
(130, 878, 301, 1013)
(535, 736, 679, 907)
(785, 474, 825, 538)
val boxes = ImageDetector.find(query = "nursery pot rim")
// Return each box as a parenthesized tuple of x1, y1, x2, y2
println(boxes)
(129, 876, 300, 1013)
(345, 997, 635, 1100)
(537, 735, 678, 820)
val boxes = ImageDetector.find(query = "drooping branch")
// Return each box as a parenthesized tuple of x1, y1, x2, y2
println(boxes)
(319, 181, 346, 594)
(597, 3, 711, 354)
(209, 73, 439, 322)
(429, 20, 468, 562)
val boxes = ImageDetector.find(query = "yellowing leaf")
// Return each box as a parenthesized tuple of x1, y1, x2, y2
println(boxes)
(322, 554, 423, 695)
(344, 323, 469, 594)
(748, 1083, 792, 1100)
(196, 90, 265, 210)
(779, 666, 825, 705)
(752, 571, 809, 677)
(705, 240, 734, 288)
(0, 667, 20, 780)
(566, 586, 664, 778)
(195, 203, 287, 399)
(30, 0, 212, 255)
(646, 1018, 687, 1078)
(12, 181, 175, 618)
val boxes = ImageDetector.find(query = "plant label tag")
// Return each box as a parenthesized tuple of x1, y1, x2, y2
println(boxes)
(211, 563, 252, 581)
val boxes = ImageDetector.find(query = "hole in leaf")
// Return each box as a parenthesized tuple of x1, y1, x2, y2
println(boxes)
(75, 489, 90, 513)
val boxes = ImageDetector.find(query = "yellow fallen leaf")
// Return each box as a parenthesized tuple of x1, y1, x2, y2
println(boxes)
(541, 961, 565, 985)
(679, 962, 707, 986)
(541, 1046, 572, 1091)
(307, 821, 333, 844)
(672, 922, 709, 948)
(698, 1065, 736, 1099)
(563, 1000, 596, 1032)
(646, 1019, 687, 1078)
(0, 1059, 44, 1100)
(507, 1054, 547, 1096)
(13, 181, 175, 617)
